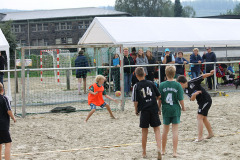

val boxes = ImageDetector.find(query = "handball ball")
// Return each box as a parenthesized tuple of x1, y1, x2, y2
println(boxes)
(115, 91, 121, 97)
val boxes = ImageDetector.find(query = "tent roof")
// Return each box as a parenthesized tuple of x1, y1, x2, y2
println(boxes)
(0, 29, 9, 51)
(78, 17, 240, 47)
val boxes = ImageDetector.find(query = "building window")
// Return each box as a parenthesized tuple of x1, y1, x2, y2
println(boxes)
(55, 37, 73, 44)
(67, 38, 72, 44)
(32, 39, 48, 46)
(32, 24, 48, 32)
(17, 39, 26, 47)
(78, 20, 92, 29)
(55, 38, 61, 45)
(55, 22, 72, 31)
(11, 25, 24, 33)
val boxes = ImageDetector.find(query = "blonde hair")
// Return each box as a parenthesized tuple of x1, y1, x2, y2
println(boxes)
(95, 75, 106, 83)
(165, 65, 176, 79)
(193, 48, 199, 52)
(123, 48, 129, 51)
(135, 67, 145, 77)
(0, 83, 3, 93)
(137, 49, 145, 58)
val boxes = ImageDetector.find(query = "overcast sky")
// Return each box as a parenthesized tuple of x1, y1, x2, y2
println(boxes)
(1, 0, 117, 10)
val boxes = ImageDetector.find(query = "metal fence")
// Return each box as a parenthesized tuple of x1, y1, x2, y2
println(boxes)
(1, 45, 240, 117)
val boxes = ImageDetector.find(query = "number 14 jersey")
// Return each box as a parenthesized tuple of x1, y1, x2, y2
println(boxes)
(159, 81, 184, 117)
(132, 80, 161, 112)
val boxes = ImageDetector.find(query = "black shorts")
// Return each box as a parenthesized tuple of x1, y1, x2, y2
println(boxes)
(0, 130, 12, 144)
(76, 74, 87, 78)
(140, 110, 161, 128)
(198, 100, 212, 116)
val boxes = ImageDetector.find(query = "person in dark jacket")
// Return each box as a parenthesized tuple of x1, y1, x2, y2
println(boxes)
(0, 52, 6, 88)
(146, 50, 157, 81)
(175, 51, 189, 78)
(190, 48, 203, 79)
(75, 50, 90, 95)
(123, 48, 135, 97)
(202, 47, 217, 90)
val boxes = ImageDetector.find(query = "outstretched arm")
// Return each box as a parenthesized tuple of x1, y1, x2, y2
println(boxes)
(105, 95, 117, 103)
(202, 70, 214, 79)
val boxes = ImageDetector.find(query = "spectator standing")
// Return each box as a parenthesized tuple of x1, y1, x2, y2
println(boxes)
(146, 50, 157, 82)
(123, 48, 135, 97)
(160, 48, 175, 82)
(0, 52, 5, 89)
(112, 54, 120, 92)
(190, 48, 203, 79)
(136, 49, 149, 76)
(175, 51, 189, 78)
(202, 47, 217, 90)
(75, 50, 90, 95)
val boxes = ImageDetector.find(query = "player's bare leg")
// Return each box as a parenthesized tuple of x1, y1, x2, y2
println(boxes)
(0, 144, 2, 160)
(203, 116, 214, 139)
(4, 143, 11, 160)
(153, 127, 162, 160)
(78, 78, 82, 95)
(162, 124, 170, 155)
(196, 114, 204, 142)
(85, 109, 96, 122)
(105, 104, 115, 119)
(172, 124, 179, 157)
(83, 77, 87, 94)
(142, 128, 148, 158)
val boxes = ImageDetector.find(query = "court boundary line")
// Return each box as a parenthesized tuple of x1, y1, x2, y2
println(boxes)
(7, 131, 240, 157)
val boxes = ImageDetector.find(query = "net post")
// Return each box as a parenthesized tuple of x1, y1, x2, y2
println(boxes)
(214, 62, 217, 91)
(21, 48, 26, 118)
(14, 49, 17, 115)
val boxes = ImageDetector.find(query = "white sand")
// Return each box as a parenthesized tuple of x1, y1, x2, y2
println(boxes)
(3, 92, 240, 160)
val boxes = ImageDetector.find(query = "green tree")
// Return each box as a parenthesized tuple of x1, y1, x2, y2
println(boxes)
(182, 6, 196, 17)
(115, 0, 174, 17)
(233, 3, 240, 15)
(0, 21, 17, 67)
(174, 0, 183, 17)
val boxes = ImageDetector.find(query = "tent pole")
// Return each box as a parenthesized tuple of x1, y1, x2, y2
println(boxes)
(14, 49, 17, 115)
(6, 47, 12, 101)
(120, 46, 124, 111)
(226, 45, 228, 61)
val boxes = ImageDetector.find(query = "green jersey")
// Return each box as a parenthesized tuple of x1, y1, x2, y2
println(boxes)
(159, 81, 184, 117)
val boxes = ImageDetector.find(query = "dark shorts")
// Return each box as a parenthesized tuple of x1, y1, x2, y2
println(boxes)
(0, 130, 12, 144)
(198, 100, 212, 116)
(90, 102, 107, 110)
(140, 110, 161, 128)
(76, 73, 87, 78)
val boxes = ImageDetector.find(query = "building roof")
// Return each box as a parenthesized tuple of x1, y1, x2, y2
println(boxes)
(1, 7, 130, 21)
(79, 17, 240, 47)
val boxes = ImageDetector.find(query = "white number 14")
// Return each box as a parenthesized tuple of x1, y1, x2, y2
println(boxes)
(141, 87, 152, 98)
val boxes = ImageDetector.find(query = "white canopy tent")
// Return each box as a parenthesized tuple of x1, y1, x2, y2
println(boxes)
(0, 29, 12, 100)
(79, 17, 240, 47)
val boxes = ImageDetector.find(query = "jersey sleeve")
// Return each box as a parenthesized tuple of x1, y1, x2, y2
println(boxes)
(189, 75, 204, 85)
(102, 90, 107, 95)
(3, 96, 11, 111)
(89, 85, 94, 92)
(177, 83, 184, 101)
(131, 84, 138, 102)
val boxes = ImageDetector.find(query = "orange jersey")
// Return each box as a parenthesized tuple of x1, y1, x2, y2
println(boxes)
(88, 83, 105, 106)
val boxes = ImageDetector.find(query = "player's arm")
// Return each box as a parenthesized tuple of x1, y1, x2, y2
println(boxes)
(88, 90, 98, 95)
(190, 91, 202, 101)
(179, 100, 186, 111)
(202, 70, 214, 79)
(158, 98, 162, 115)
(7, 110, 16, 123)
(134, 102, 139, 116)
(104, 95, 118, 103)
